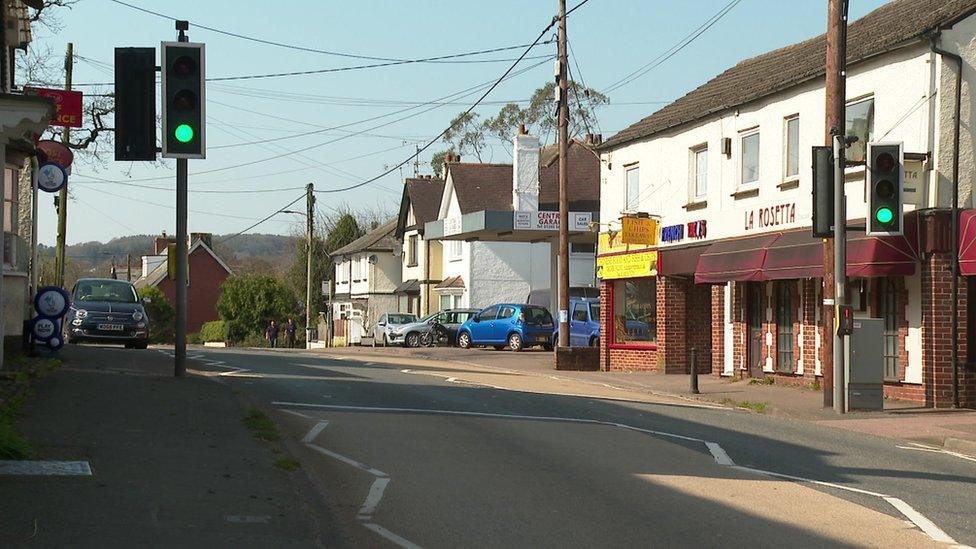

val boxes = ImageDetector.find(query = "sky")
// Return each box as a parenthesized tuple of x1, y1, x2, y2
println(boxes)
(28, 0, 889, 246)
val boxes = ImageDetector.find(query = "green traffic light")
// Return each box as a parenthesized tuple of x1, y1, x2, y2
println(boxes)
(174, 124, 194, 143)
(875, 206, 894, 224)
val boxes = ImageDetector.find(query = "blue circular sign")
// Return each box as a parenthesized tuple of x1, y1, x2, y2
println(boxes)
(38, 162, 67, 193)
(31, 316, 60, 342)
(46, 334, 64, 352)
(34, 286, 70, 318)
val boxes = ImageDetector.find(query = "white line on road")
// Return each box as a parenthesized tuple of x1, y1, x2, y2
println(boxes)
(884, 496, 957, 544)
(705, 442, 735, 466)
(0, 460, 92, 476)
(357, 477, 391, 519)
(217, 368, 250, 377)
(302, 420, 330, 443)
(362, 522, 423, 549)
(279, 409, 314, 419)
(897, 444, 976, 463)
(307, 443, 388, 478)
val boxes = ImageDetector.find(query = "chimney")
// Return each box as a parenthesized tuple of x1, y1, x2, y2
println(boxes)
(190, 232, 213, 248)
(154, 233, 175, 255)
(512, 128, 540, 212)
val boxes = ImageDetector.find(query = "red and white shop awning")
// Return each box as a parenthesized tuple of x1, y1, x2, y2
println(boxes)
(694, 212, 920, 283)
(959, 210, 976, 275)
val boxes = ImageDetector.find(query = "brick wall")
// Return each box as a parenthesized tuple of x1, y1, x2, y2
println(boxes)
(157, 245, 230, 333)
(600, 279, 658, 372)
(711, 285, 725, 375)
(687, 283, 712, 373)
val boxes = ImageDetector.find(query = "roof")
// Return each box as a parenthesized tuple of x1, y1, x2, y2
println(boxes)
(396, 177, 445, 237)
(446, 140, 600, 214)
(600, 0, 976, 150)
(134, 239, 233, 289)
(435, 275, 465, 290)
(331, 217, 398, 256)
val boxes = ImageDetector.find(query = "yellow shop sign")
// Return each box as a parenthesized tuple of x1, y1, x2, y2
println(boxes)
(597, 251, 658, 280)
(620, 216, 658, 245)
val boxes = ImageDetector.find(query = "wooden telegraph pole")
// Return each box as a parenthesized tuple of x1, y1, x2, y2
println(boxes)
(54, 42, 73, 287)
(556, 0, 570, 348)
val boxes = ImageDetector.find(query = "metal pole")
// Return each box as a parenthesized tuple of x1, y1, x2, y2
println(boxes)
(690, 347, 700, 394)
(54, 42, 73, 287)
(556, 0, 570, 348)
(175, 158, 187, 377)
(833, 134, 847, 413)
(305, 182, 315, 349)
(822, 0, 847, 409)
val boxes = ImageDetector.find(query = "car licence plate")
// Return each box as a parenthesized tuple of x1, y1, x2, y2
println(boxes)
(97, 323, 125, 331)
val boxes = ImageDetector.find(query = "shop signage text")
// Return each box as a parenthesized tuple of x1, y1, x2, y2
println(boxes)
(444, 216, 462, 236)
(661, 223, 683, 243)
(25, 87, 83, 128)
(687, 220, 707, 239)
(744, 202, 796, 231)
(660, 220, 707, 243)
(514, 210, 592, 231)
(597, 250, 657, 280)
(620, 216, 658, 245)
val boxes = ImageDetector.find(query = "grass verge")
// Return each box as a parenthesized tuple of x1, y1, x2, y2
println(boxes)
(718, 397, 769, 414)
(243, 408, 280, 442)
(274, 457, 301, 471)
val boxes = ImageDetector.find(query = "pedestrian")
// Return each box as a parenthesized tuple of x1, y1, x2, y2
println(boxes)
(285, 318, 297, 348)
(265, 320, 279, 348)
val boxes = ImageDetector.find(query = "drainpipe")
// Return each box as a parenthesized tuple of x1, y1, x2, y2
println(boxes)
(931, 36, 962, 408)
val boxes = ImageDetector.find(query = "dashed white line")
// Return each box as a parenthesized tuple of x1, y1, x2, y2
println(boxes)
(705, 442, 734, 466)
(897, 444, 976, 463)
(306, 443, 388, 478)
(362, 522, 423, 549)
(301, 420, 330, 443)
(357, 477, 391, 519)
(883, 496, 957, 544)
(279, 409, 314, 420)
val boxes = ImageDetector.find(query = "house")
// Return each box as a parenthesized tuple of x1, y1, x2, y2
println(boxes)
(594, 0, 976, 408)
(134, 233, 232, 333)
(394, 175, 445, 317)
(1, 0, 55, 363)
(331, 218, 401, 344)
(424, 130, 600, 313)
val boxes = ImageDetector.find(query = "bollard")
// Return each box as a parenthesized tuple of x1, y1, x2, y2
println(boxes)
(690, 347, 700, 394)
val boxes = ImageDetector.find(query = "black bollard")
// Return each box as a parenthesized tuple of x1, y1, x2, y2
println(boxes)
(690, 347, 700, 394)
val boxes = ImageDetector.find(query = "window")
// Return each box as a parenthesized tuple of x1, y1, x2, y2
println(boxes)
(522, 307, 553, 326)
(498, 306, 516, 319)
(776, 282, 795, 372)
(439, 294, 452, 310)
(740, 131, 760, 185)
(572, 303, 588, 322)
(361, 256, 369, 280)
(476, 305, 499, 322)
(4, 167, 17, 267)
(407, 235, 418, 267)
(72, 279, 139, 303)
(589, 302, 600, 321)
(692, 146, 707, 199)
(352, 257, 361, 280)
(612, 278, 656, 345)
(448, 240, 462, 261)
(878, 278, 900, 381)
(784, 116, 799, 179)
(570, 242, 595, 254)
(625, 166, 640, 211)
(846, 98, 874, 163)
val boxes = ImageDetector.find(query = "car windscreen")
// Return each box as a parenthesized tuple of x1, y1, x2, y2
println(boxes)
(73, 280, 139, 303)
(522, 307, 553, 326)
(589, 303, 600, 320)
(387, 314, 417, 324)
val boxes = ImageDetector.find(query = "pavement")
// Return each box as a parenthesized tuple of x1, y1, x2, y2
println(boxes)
(186, 345, 976, 547)
(312, 345, 976, 456)
(0, 345, 352, 548)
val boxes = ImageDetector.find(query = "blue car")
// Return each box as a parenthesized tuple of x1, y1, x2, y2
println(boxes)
(457, 303, 554, 352)
(552, 297, 601, 347)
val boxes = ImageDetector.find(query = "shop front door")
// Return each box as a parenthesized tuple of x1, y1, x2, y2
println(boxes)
(747, 282, 764, 377)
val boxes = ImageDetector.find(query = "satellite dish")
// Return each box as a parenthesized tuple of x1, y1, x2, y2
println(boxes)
(368, 254, 378, 265)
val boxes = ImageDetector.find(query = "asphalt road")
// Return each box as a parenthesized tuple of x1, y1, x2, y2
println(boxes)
(182, 347, 976, 548)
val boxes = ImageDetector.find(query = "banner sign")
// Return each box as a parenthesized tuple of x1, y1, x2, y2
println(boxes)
(513, 211, 592, 231)
(36, 140, 74, 169)
(25, 87, 83, 128)
(597, 250, 657, 280)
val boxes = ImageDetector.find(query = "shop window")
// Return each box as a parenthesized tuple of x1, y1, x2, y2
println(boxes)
(740, 130, 760, 186)
(878, 277, 900, 381)
(570, 242, 595, 254)
(612, 278, 656, 345)
(775, 282, 795, 372)
(784, 116, 799, 179)
(845, 97, 874, 163)
(625, 166, 640, 211)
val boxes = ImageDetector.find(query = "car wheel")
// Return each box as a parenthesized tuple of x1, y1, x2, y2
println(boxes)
(508, 333, 523, 352)
(405, 332, 420, 348)
(381, 334, 388, 347)
(457, 331, 471, 349)
(589, 336, 600, 348)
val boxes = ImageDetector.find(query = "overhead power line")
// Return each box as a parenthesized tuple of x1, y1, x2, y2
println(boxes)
(217, 194, 307, 245)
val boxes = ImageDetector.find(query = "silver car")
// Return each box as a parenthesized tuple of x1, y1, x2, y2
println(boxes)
(395, 309, 480, 348)
(368, 313, 419, 346)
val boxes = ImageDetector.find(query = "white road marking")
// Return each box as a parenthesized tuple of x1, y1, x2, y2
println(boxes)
(307, 443, 388, 478)
(0, 460, 92, 476)
(357, 477, 391, 519)
(217, 368, 250, 377)
(400, 369, 412, 373)
(897, 444, 976, 463)
(302, 420, 330, 443)
(277, 400, 958, 545)
(362, 522, 423, 549)
(279, 409, 314, 419)
(883, 497, 957, 544)
(705, 442, 735, 466)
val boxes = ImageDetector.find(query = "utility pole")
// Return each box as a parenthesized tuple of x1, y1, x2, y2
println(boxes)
(823, 0, 848, 413)
(305, 182, 315, 349)
(174, 23, 189, 378)
(556, 0, 570, 349)
(414, 143, 421, 177)
(127, 253, 132, 282)
(54, 42, 73, 287)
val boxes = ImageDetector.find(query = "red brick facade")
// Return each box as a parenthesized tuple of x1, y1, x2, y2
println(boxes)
(155, 244, 231, 334)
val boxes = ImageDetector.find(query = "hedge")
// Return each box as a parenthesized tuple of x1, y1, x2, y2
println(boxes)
(200, 320, 229, 343)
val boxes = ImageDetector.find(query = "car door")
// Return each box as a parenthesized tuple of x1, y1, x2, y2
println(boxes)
(469, 306, 499, 343)
(494, 306, 517, 342)
(374, 314, 387, 339)
(570, 302, 589, 347)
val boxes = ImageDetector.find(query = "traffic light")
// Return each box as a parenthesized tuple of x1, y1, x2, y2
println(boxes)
(811, 145, 834, 238)
(162, 41, 205, 159)
(114, 47, 157, 161)
(866, 142, 903, 235)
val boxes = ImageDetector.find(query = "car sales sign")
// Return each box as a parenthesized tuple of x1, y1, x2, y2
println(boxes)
(24, 87, 83, 128)
(514, 211, 592, 231)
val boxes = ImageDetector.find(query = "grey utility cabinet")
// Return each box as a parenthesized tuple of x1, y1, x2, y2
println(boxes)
(846, 318, 885, 411)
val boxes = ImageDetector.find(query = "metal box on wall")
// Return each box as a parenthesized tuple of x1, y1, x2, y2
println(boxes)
(846, 318, 885, 411)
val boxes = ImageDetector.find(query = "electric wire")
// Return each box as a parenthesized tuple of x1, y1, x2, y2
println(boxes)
(217, 194, 307, 244)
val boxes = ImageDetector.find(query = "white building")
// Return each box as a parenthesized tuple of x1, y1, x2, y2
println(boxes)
(394, 176, 444, 317)
(331, 219, 401, 344)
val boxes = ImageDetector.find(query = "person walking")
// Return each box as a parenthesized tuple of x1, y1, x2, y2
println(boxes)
(265, 320, 279, 349)
(285, 318, 297, 348)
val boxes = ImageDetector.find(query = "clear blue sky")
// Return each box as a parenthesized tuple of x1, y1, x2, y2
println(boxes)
(33, 0, 888, 245)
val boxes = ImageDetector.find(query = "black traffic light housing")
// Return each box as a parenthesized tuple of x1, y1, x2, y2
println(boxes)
(114, 47, 157, 161)
(811, 145, 834, 238)
(866, 142, 903, 236)
(162, 41, 206, 159)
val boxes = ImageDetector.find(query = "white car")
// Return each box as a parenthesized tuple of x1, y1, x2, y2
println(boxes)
(368, 313, 419, 346)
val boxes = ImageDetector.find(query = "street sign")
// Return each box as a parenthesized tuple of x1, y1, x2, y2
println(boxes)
(31, 316, 59, 341)
(24, 87, 83, 128)
(34, 286, 70, 318)
(37, 163, 67, 193)
(36, 139, 74, 170)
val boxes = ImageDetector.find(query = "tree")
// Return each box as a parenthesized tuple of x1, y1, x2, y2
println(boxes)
(284, 235, 329, 321)
(442, 112, 487, 163)
(324, 214, 362, 256)
(137, 286, 174, 344)
(216, 275, 298, 343)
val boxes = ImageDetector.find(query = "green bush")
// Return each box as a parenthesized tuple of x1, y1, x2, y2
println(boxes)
(138, 286, 174, 344)
(200, 320, 228, 342)
(216, 275, 297, 343)
(186, 332, 202, 345)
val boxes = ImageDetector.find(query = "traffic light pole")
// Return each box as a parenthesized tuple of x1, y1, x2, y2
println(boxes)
(832, 134, 846, 413)
(174, 23, 189, 378)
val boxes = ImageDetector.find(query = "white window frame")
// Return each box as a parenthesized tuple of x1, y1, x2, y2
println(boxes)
(407, 234, 418, 267)
(739, 128, 760, 187)
(624, 165, 640, 211)
(783, 115, 800, 181)
(448, 240, 463, 262)
(352, 256, 361, 281)
(690, 145, 707, 200)
(845, 96, 875, 165)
